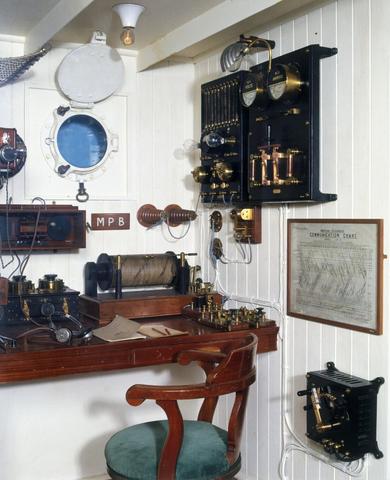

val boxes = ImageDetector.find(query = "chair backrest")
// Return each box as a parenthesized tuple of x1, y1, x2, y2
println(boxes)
(176, 333, 257, 467)
(125, 333, 258, 479)
(206, 333, 257, 390)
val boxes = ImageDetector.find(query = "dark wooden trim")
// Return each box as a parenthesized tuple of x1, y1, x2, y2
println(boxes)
(0, 317, 278, 384)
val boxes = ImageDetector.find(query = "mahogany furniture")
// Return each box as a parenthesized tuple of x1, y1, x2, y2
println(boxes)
(0, 315, 278, 384)
(79, 291, 199, 326)
(105, 333, 258, 480)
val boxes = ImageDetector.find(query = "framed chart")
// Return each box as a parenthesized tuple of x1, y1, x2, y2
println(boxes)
(287, 219, 384, 334)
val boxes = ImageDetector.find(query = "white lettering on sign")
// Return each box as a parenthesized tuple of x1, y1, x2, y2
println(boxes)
(91, 213, 130, 230)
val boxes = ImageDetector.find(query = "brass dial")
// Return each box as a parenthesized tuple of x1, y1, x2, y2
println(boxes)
(240, 71, 268, 109)
(267, 63, 302, 102)
(191, 166, 209, 183)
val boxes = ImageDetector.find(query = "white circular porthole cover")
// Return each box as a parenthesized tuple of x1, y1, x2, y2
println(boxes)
(57, 33, 124, 106)
(42, 32, 123, 181)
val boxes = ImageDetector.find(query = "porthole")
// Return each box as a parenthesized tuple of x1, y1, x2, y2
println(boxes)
(42, 108, 118, 181)
(40, 33, 123, 200)
(56, 114, 108, 169)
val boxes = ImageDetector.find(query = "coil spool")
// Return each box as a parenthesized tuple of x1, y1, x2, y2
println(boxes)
(8, 275, 35, 295)
(96, 252, 178, 291)
(137, 204, 197, 228)
(38, 274, 65, 293)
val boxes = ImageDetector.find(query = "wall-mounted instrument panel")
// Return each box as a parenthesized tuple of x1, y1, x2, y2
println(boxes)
(193, 44, 338, 205)
(192, 71, 249, 203)
(245, 44, 337, 203)
(0, 127, 27, 188)
(297, 362, 384, 462)
(0, 204, 86, 251)
(1, 274, 80, 326)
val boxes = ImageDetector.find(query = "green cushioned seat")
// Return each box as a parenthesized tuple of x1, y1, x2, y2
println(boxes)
(105, 419, 239, 480)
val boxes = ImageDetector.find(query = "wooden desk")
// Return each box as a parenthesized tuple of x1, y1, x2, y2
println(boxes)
(0, 316, 278, 384)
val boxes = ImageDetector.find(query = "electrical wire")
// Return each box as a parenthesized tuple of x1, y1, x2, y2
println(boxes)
(0, 170, 16, 271)
(206, 204, 366, 478)
(275, 205, 366, 479)
(166, 220, 192, 240)
(166, 191, 201, 240)
(208, 213, 253, 266)
(162, 192, 202, 241)
(17, 197, 46, 278)
(219, 237, 252, 264)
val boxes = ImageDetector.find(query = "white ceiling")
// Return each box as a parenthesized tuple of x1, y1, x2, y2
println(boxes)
(0, 0, 62, 36)
(0, 0, 225, 49)
(54, 0, 227, 49)
(0, 0, 323, 71)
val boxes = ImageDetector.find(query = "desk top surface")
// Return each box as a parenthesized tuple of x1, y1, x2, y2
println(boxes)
(0, 316, 279, 384)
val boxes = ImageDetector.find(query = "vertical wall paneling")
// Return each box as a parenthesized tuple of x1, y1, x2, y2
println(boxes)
(1, 0, 390, 478)
(0, 39, 197, 480)
(336, 0, 354, 219)
(194, 1, 389, 479)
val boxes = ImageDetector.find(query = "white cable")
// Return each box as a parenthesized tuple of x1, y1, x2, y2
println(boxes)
(166, 220, 191, 240)
(206, 204, 366, 478)
(276, 205, 366, 479)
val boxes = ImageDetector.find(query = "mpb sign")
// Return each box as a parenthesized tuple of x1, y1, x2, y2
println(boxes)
(90, 213, 130, 231)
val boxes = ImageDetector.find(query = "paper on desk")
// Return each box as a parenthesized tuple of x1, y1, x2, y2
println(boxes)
(93, 315, 146, 342)
(138, 324, 188, 338)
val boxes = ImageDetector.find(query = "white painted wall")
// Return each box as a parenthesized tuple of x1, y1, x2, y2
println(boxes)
(0, 38, 201, 480)
(1, 0, 390, 478)
(194, 0, 390, 479)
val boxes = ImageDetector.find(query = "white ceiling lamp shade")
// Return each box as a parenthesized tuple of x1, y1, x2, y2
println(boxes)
(112, 3, 145, 47)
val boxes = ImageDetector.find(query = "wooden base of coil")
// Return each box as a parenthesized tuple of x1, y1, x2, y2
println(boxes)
(79, 290, 198, 326)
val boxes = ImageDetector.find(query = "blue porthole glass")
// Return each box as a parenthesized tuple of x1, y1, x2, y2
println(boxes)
(56, 114, 108, 168)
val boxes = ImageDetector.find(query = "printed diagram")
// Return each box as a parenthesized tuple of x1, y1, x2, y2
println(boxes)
(298, 244, 369, 299)
(288, 222, 380, 330)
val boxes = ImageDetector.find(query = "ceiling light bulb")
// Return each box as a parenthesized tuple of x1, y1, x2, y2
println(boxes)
(120, 27, 135, 46)
(113, 4, 145, 47)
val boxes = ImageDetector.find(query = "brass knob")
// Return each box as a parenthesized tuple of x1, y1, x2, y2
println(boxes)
(214, 161, 233, 181)
(210, 182, 219, 190)
(220, 182, 229, 189)
(225, 136, 236, 145)
(191, 167, 209, 183)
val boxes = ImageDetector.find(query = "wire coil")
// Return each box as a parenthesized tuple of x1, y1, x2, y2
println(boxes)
(97, 253, 178, 290)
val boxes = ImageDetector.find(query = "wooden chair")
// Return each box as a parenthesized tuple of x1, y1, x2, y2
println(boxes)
(104, 333, 257, 480)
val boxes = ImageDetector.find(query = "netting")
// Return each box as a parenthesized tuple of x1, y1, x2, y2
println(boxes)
(0, 44, 51, 87)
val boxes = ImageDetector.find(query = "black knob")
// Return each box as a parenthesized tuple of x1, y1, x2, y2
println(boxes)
(44, 274, 57, 281)
(57, 165, 71, 175)
(12, 275, 26, 282)
(297, 389, 310, 396)
(41, 302, 55, 317)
